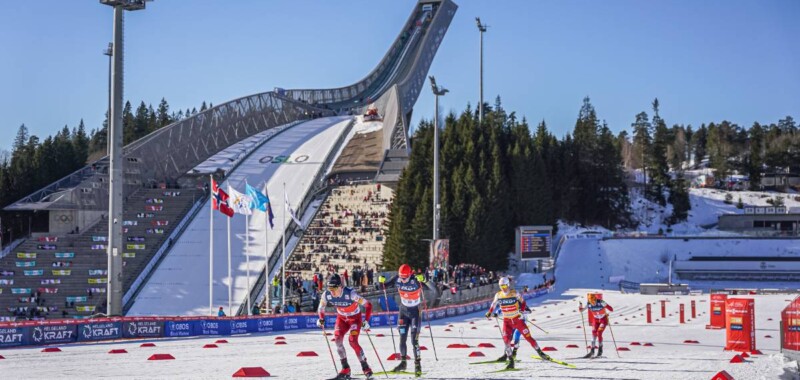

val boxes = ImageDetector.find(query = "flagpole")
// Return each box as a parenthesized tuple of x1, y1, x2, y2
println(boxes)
(264, 183, 270, 313)
(281, 182, 287, 309)
(227, 198, 232, 315)
(209, 175, 214, 316)
(245, 202, 251, 315)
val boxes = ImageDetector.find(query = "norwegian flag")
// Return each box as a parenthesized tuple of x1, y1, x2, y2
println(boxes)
(211, 178, 234, 217)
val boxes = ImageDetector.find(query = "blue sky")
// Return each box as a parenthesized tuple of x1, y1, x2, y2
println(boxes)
(1, 0, 798, 152)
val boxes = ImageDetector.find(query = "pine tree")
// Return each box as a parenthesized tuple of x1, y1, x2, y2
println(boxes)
(747, 123, 764, 190)
(157, 98, 172, 128)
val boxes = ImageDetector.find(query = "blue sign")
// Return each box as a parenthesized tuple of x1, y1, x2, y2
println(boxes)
(78, 322, 122, 342)
(123, 320, 163, 339)
(196, 319, 230, 336)
(229, 320, 249, 335)
(28, 324, 76, 345)
(164, 321, 193, 337)
(0, 327, 27, 348)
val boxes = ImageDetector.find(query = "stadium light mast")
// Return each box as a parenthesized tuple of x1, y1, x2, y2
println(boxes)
(103, 42, 113, 156)
(475, 17, 488, 124)
(429, 76, 448, 243)
(100, 0, 149, 317)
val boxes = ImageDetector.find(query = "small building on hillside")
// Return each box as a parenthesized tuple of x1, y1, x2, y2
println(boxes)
(718, 206, 800, 236)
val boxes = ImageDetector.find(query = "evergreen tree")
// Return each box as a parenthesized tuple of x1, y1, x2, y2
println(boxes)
(157, 98, 172, 128)
(747, 123, 764, 190)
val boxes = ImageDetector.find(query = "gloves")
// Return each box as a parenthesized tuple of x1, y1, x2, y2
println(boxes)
(378, 275, 386, 284)
(316, 318, 324, 328)
(362, 320, 371, 330)
(485, 311, 492, 320)
(415, 274, 425, 283)
(522, 308, 531, 317)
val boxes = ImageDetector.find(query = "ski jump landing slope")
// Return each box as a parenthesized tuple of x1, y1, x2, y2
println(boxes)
(128, 116, 351, 316)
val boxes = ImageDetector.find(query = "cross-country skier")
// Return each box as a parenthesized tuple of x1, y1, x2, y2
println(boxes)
(579, 293, 614, 358)
(317, 274, 374, 379)
(378, 264, 433, 377)
(485, 276, 550, 370)
(492, 298, 521, 362)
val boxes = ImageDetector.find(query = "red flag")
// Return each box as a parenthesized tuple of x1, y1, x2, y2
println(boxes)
(210, 178, 234, 217)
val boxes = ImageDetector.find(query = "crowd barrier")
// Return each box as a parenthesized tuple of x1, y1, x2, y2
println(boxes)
(0, 287, 550, 349)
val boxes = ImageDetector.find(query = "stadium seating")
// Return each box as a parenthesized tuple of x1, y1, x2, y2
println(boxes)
(0, 188, 203, 320)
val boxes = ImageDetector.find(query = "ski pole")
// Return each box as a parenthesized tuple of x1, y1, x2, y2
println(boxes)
(527, 319, 549, 334)
(606, 316, 621, 358)
(420, 290, 439, 361)
(363, 327, 389, 378)
(381, 283, 398, 355)
(578, 302, 589, 355)
(493, 316, 505, 340)
(320, 323, 338, 374)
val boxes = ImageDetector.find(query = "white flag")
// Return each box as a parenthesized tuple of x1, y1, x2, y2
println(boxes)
(284, 192, 302, 228)
(228, 185, 253, 215)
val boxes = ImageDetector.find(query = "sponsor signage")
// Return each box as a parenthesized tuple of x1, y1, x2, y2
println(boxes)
(709, 294, 727, 328)
(79, 322, 122, 342)
(28, 324, 76, 345)
(123, 320, 163, 339)
(725, 298, 755, 352)
(0, 327, 26, 348)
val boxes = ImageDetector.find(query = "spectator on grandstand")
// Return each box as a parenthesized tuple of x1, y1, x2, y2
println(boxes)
(218, 307, 226, 317)
(252, 304, 260, 315)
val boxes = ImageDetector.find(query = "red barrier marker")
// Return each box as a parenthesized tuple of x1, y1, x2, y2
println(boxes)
(691, 300, 696, 319)
(471, 327, 477, 330)
(566, 344, 579, 348)
(542, 347, 557, 352)
(680, 304, 685, 324)
(739, 352, 750, 358)
(447, 343, 470, 348)
(764, 335, 772, 338)
(711, 370, 734, 380)
(203, 344, 218, 348)
(274, 336, 285, 340)
(216, 339, 229, 344)
(148, 354, 175, 360)
(296, 351, 318, 357)
(109, 349, 128, 354)
(387, 353, 410, 360)
(419, 346, 428, 351)
(0, 355, 5, 359)
(643, 343, 654, 347)
(42, 347, 62, 353)
(683, 340, 700, 344)
(617, 347, 630, 351)
(468, 351, 485, 357)
(376, 334, 385, 337)
(660, 300, 666, 318)
(444, 329, 452, 332)
(646, 304, 652, 323)
(630, 342, 641, 346)
(274, 341, 287, 345)
(751, 350, 763, 355)
(232, 367, 271, 377)
(140, 343, 156, 347)
(729, 354, 744, 363)
(477, 343, 495, 348)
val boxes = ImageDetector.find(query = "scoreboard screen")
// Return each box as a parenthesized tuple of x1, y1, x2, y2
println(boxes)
(515, 226, 552, 260)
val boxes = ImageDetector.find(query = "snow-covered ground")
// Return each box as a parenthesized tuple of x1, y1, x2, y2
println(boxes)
(1, 291, 796, 379)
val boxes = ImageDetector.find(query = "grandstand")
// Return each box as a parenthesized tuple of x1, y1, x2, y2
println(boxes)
(287, 183, 393, 281)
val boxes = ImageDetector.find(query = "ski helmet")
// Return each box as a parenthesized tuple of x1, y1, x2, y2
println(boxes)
(499, 277, 511, 292)
(587, 293, 597, 304)
(398, 264, 412, 279)
(327, 274, 342, 288)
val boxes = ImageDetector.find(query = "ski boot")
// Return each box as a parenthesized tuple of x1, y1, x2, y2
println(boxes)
(582, 347, 595, 359)
(511, 348, 518, 360)
(414, 359, 422, 378)
(495, 353, 508, 362)
(535, 347, 552, 361)
(505, 356, 515, 370)
(596, 345, 603, 358)
(329, 367, 351, 380)
(361, 360, 373, 380)
(391, 360, 407, 373)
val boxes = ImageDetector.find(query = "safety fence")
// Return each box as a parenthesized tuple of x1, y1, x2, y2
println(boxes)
(0, 286, 550, 349)
(782, 295, 800, 362)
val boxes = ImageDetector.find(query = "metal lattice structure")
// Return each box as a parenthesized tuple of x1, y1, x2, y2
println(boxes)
(6, 0, 457, 212)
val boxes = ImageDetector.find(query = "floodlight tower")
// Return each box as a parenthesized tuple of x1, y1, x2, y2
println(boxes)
(429, 76, 448, 242)
(475, 17, 488, 124)
(100, 0, 149, 317)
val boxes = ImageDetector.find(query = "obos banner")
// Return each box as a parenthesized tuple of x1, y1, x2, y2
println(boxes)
(725, 298, 755, 352)
(709, 293, 727, 328)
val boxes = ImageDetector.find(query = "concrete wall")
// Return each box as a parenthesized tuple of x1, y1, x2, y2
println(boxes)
(48, 210, 104, 235)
